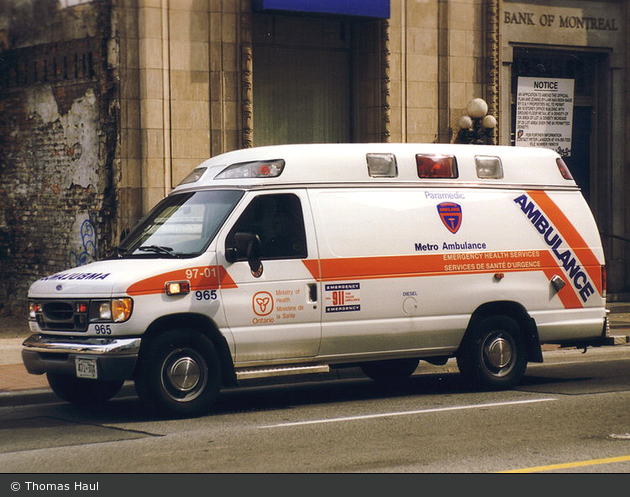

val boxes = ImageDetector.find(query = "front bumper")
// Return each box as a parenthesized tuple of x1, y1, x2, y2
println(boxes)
(22, 334, 142, 382)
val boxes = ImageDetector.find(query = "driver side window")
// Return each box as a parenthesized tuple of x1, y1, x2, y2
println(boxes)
(226, 194, 307, 260)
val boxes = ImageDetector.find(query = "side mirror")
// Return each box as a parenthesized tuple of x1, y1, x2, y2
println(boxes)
(230, 232, 263, 276)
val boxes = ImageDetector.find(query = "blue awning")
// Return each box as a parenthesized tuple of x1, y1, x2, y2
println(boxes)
(252, 0, 390, 19)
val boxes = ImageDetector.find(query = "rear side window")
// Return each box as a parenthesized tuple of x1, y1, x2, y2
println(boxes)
(227, 194, 307, 260)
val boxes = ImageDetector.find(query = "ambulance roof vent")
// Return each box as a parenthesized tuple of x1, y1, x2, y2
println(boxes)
(475, 155, 503, 179)
(367, 153, 398, 178)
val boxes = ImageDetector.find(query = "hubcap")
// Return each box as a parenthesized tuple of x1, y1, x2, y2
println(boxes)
(161, 347, 208, 402)
(483, 334, 514, 373)
(168, 357, 201, 392)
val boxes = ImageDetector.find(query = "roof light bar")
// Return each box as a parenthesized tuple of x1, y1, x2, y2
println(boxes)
(215, 159, 285, 180)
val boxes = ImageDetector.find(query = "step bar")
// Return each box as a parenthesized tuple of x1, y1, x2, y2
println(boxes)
(236, 364, 330, 380)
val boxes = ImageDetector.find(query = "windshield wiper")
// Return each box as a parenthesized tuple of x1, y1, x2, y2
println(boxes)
(137, 245, 179, 257)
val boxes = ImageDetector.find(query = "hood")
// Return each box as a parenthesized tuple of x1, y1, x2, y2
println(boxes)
(28, 258, 208, 298)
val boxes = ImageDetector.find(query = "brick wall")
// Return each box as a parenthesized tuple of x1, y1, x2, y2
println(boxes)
(0, 1, 117, 316)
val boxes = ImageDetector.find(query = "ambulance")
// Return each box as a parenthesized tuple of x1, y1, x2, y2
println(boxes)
(22, 143, 610, 417)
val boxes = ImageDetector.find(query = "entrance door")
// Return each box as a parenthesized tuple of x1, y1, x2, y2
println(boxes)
(252, 14, 352, 146)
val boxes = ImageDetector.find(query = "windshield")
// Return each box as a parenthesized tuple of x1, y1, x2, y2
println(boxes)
(116, 190, 244, 258)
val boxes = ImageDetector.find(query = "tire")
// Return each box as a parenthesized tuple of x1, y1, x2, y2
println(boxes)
(456, 315, 527, 389)
(134, 329, 222, 417)
(361, 358, 420, 382)
(47, 373, 123, 404)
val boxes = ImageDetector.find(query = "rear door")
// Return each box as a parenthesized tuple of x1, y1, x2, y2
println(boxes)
(217, 191, 321, 363)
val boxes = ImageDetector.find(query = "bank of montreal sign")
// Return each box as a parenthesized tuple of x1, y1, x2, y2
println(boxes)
(252, 0, 390, 19)
(515, 77, 575, 157)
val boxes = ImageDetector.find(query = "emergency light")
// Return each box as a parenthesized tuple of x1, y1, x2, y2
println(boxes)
(215, 159, 285, 179)
(416, 154, 458, 178)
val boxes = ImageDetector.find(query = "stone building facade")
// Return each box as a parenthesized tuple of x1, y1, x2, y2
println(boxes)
(1, 0, 629, 315)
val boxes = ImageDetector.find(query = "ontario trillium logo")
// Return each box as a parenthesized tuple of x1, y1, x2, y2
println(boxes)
(437, 202, 462, 234)
(253, 291, 273, 316)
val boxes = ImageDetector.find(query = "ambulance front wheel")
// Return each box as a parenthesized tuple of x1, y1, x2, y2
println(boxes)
(134, 329, 222, 417)
(456, 315, 527, 389)
(46, 373, 124, 404)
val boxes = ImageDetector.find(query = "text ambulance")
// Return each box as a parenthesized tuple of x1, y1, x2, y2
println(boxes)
(23, 143, 610, 416)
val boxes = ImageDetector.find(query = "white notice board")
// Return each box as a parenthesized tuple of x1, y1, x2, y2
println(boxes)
(515, 77, 575, 156)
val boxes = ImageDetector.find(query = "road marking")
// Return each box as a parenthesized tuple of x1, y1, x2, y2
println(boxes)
(260, 397, 556, 428)
(500, 454, 630, 473)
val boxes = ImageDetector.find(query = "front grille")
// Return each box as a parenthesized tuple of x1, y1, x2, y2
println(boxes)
(35, 300, 89, 332)
(43, 301, 74, 321)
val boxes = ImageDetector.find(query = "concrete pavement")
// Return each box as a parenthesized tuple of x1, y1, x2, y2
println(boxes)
(1, 305, 629, 396)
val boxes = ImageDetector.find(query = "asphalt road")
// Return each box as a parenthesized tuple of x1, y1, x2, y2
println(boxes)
(1, 346, 629, 474)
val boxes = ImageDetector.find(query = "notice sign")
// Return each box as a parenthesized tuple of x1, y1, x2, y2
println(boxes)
(515, 77, 574, 156)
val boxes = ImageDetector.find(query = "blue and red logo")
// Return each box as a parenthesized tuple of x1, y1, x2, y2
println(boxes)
(437, 202, 462, 234)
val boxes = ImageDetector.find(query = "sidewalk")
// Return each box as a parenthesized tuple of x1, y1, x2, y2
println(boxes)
(1, 306, 629, 395)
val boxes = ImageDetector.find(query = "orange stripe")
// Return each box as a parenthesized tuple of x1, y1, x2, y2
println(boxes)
(127, 265, 237, 296)
(527, 190, 602, 293)
(303, 250, 583, 309)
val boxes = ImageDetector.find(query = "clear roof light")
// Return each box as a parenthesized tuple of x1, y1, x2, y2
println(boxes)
(475, 156, 503, 179)
(367, 153, 398, 178)
(178, 167, 207, 186)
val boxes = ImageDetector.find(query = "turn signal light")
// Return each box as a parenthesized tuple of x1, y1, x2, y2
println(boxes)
(165, 280, 191, 296)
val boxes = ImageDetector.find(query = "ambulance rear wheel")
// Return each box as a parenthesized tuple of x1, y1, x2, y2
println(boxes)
(134, 329, 222, 417)
(47, 373, 124, 404)
(361, 358, 420, 382)
(457, 315, 527, 389)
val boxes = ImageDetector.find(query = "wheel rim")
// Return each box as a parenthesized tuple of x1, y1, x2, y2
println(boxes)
(161, 347, 208, 402)
(481, 332, 515, 377)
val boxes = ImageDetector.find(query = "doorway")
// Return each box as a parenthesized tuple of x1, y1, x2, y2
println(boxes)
(252, 14, 352, 146)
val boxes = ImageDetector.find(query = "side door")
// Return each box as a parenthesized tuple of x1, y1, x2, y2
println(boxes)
(217, 191, 321, 364)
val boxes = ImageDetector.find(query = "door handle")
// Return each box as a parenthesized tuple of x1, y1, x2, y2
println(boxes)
(307, 283, 318, 303)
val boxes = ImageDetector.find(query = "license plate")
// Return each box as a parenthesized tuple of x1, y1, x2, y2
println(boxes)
(75, 357, 98, 379)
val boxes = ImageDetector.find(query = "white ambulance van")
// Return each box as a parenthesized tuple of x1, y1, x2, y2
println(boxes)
(23, 143, 609, 416)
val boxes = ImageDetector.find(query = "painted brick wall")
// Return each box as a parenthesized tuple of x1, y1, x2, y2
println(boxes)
(0, 1, 117, 316)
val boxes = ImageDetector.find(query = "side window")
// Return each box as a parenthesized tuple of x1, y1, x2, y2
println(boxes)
(227, 194, 307, 260)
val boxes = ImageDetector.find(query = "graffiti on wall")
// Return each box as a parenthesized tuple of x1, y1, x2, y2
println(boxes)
(69, 214, 97, 267)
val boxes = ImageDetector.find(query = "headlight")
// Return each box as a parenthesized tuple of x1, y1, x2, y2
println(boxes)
(91, 298, 133, 323)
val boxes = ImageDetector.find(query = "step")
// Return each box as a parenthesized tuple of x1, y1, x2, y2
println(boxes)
(236, 364, 330, 380)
